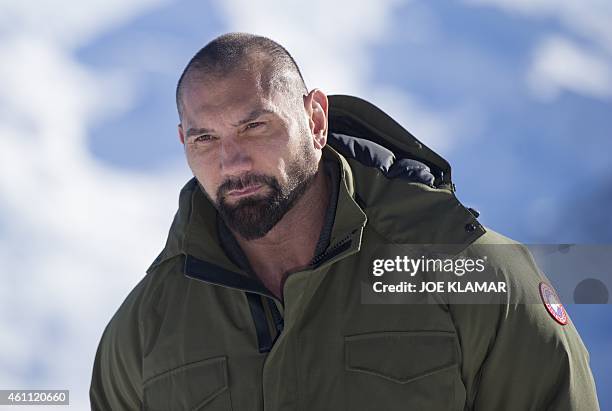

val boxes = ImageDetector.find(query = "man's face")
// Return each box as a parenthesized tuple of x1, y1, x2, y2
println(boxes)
(178, 69, 320, 240)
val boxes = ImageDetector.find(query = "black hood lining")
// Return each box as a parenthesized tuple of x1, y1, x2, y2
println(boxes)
(328, 133, 436, 187)
(328, 95, 453, 190)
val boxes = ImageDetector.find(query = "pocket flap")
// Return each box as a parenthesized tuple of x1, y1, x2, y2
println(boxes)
(345, 331, 459, 384)
(143, 356, 229, 411)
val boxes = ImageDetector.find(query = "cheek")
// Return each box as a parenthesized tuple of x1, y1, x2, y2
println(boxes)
(186, 149, 221, 197)
(274, 157, 296, 187)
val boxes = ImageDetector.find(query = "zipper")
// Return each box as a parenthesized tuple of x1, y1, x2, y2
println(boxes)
(246, 293, 274, 353)
(267, 298, 284, 337)
(245, 294, 285, 353)
(310, 235, 353, 267)
(184, 255, 283, 353)
(183, 231, 359, 353)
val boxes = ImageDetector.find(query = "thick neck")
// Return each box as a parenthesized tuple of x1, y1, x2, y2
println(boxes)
(231, 166, 331, 298)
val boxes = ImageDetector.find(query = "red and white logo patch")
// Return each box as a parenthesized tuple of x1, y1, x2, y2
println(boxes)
(539, 282, 568, 325)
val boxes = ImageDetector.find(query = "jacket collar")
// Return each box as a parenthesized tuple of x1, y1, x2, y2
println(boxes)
(147, 145, 368, 288)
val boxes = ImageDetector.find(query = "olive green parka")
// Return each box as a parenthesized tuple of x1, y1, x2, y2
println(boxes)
(90, 96, 599, 411)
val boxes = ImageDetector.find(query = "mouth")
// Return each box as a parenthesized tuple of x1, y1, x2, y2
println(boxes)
(225, 184, 263, 198)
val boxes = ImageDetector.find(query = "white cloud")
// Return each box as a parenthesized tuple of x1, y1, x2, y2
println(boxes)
(367, 87, 485, 155)
(213, 0, 472, 152)
(0, 0, 172, 48)
(0, 1, 185, 409)
(464, 0, 612, 101)
(0, 1, 486, 409)
(464, 0, 612, 53)
(528, 36, 612, 101)
(213, 0, 404, 95)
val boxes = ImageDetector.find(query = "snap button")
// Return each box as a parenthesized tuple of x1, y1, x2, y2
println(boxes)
(465, 223, 477, 232)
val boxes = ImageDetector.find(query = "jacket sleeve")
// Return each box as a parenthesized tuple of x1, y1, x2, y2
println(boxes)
(90, 282, 145, 410)
(449, 237, 600, 410)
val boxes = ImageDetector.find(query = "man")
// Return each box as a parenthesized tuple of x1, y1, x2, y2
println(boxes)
(90, 33, 599, 410)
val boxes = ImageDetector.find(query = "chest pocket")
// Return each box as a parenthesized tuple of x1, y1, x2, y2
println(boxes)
(143, 356, 232, 411)
(344, 331, 464, 411)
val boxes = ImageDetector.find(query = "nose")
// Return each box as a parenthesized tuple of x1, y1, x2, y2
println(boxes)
(219, 136, 252, 177)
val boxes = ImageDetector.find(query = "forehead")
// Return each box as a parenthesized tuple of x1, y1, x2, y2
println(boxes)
(181, 69, 280, 125)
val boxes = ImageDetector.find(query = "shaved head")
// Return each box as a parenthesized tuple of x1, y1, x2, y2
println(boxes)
(176, 33, 308, 121)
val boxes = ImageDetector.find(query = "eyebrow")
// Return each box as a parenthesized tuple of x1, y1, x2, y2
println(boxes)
(185, 108, 275, 138)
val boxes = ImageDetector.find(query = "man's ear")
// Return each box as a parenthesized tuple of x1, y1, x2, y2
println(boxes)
(178, 124, 185, 145)
(304, 89, 328, 150)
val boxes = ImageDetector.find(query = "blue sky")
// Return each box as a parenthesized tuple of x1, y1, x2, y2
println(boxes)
(1, 0, 611, 408)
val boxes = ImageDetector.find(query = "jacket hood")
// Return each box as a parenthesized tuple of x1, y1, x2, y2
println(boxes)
(327, 95, 454, 191)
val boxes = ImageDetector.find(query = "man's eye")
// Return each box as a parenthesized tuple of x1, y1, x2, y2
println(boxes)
(193, 135, 213, 142)
(245, 122, 264, 130)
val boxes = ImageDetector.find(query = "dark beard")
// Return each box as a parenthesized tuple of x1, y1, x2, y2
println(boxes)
(215, 150, 318, 240)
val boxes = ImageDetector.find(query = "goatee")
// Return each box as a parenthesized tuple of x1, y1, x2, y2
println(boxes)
(215, 160, 317, 240)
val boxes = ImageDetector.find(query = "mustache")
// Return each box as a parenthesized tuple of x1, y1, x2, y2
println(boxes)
(217, 173, 279, 197)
